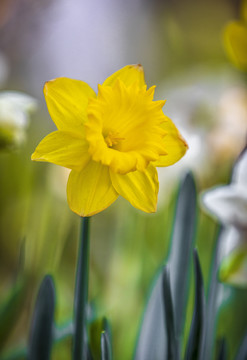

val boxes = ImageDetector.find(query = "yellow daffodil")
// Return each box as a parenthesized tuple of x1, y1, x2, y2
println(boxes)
(32, 65, 187, 216)
(224, 0, 247, 71)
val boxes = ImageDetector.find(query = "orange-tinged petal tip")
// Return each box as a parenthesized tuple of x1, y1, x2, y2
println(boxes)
(43, 78, 57, 95)
(133, 63, 144, 71)
(103, 64, 146, 88)
(179, 132, 189, 149)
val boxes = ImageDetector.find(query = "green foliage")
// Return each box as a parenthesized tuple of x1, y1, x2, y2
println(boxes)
(100, 331, 112, 360)
(0, 280, 26, 351)
(1, 172, 247, 360)
(28, 276, 55, 360)
(216, 338, 227, 360)
(235, 332, 247, 360)
(184, 250, 205, 360)
(162, 267, 179, 360)
(168, 172, 197, 350)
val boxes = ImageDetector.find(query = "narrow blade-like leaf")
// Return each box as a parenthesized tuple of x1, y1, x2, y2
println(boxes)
(134, 268, 167, 360)
(235, 332, 247, 360)
(169, 172, 197, 348)
(102, 318, 113, 358)
(134, 172, 197, 360)
(162, 266, 179, 360)
(28, 275, 55, 360)
(216, 338, 227, 360)
(199, 227, 223, 360)
(100, 331, 112, 360)
(184, 249, 205, 360)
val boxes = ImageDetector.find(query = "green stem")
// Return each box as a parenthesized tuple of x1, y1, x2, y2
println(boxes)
(72, 217, 90, 360)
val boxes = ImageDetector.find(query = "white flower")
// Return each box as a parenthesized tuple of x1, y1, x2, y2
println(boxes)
(0, 91, 37, 148)
(201, 149, 247, 287)
(203, 149, 247, 229)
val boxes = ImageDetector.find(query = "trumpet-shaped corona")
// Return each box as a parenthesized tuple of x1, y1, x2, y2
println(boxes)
(32, 64, 188, 216)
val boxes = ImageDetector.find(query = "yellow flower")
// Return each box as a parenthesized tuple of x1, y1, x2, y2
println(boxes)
(32, 65, 188, 216)
(224, 0, 247, 71)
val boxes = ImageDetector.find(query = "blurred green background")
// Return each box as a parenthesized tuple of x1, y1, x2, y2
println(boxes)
(0, 0, 247, 359)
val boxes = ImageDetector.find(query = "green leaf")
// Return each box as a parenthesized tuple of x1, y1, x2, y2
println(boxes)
(216, 338, 227, 360)
(133, 268, 167, 360)
(169, 172, 197, 349)
(184, 249, 205, 360)
(235, 332, 247, 360)
(72, 217, 91, 360)
(89, 317, 112, 360)
(102, 318, 113, 358)
(134, 172, 197, 360)
(1, 322, 74, 360)
(199, 227, 223, 360)
(28, 275, 55, 360)
(0, 280, 26, 351)
(162, 266, 179, 360)
(100, 331, 112, 360)
(89, 318, 103, 360)
(0, 241, 26, 350)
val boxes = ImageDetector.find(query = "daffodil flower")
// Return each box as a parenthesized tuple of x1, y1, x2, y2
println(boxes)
(32, 65, 188, 217)
(202, 149, 247, 287)
(224, 0, 247, 71)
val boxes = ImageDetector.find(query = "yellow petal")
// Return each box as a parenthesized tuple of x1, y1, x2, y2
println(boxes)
(31, 130, 90, 171)
(224, 21, 247, 71)
(67, 161, 118, 216)
(102, 64, 146, 88)
(110, 164, 159, 213)
(154, 116, 188, 167)
(44, 77, 96, 131)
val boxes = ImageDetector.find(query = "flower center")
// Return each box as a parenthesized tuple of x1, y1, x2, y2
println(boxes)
(85, 79, 167, 174)
(104, 131, 125, 148)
